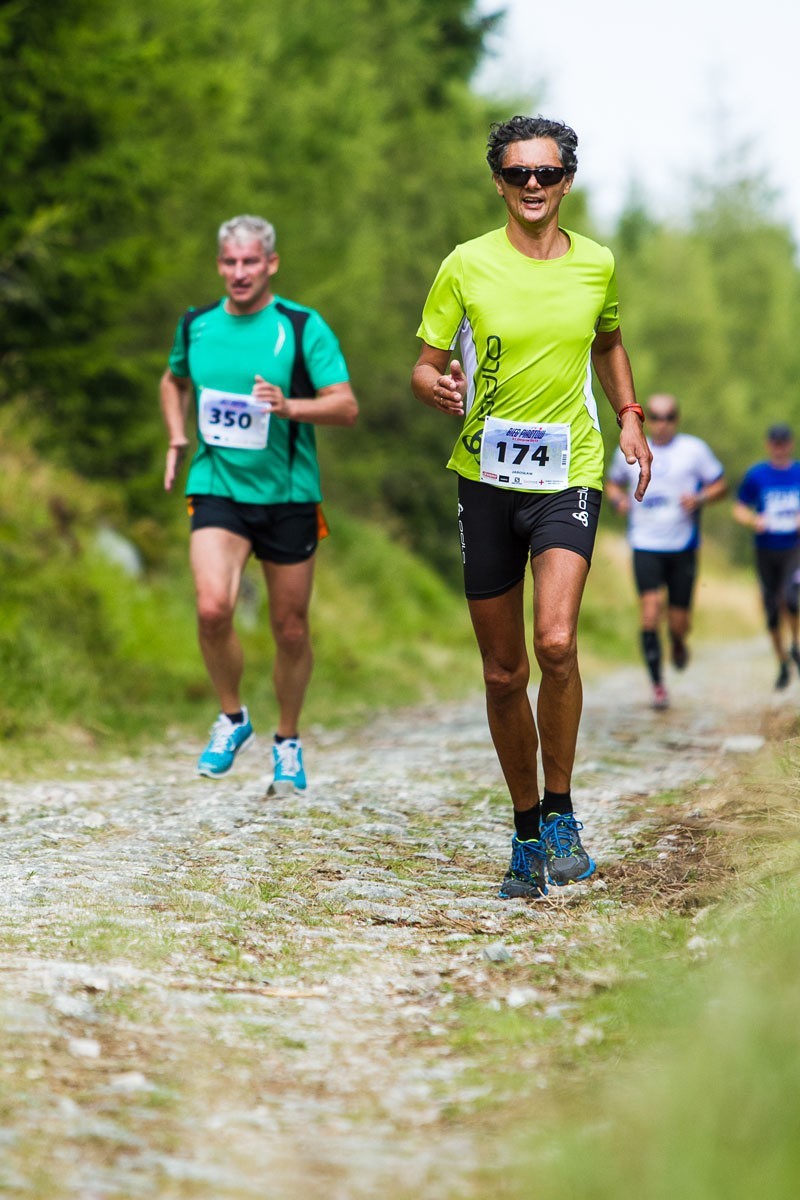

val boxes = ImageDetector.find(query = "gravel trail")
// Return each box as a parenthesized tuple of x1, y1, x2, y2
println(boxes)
(0, 637, 787, 1198)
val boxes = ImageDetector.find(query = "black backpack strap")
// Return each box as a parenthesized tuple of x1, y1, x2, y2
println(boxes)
(275, 302, 313, 467)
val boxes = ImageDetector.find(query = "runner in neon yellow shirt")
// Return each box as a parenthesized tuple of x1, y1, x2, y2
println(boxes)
(419, 224, 620, 490)
(412, 115, 651, 899)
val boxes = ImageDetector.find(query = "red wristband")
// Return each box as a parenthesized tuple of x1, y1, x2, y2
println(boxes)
(616, 403, 645, 428)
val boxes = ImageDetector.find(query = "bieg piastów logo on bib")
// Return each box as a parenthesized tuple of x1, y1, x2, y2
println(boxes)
(572, 487, 590, 527)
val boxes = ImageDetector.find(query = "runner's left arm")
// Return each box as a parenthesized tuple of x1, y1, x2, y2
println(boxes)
(252, 377, 358, 426)
(680, 474, 728, 513)
(252, 310, 358, 426)
(592, 328, 652, 501)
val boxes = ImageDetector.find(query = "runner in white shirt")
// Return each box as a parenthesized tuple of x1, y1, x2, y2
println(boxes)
(606, 393, 727, 708)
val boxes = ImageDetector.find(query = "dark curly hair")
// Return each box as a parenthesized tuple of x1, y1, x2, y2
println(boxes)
(486, 115, 578, 177)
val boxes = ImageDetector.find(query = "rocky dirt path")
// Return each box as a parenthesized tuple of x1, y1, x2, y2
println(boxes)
(0, 638, 789, 1198)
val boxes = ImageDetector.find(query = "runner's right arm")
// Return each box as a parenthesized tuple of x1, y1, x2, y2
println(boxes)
(411, 343, 466, 416)
(159, 369, 192, 492)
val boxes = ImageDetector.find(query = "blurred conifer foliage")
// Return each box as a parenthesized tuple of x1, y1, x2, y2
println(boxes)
(3, 1, 799, 579)
(0, 0, 504, 577)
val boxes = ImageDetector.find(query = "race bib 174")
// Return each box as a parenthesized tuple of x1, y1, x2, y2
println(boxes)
(479, 416, 570, 490)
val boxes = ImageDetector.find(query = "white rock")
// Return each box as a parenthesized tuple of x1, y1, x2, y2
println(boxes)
(686, 934, 714, 959)
(67, 1037, 101, 1059)
(575, 1023, 604, 1046)
(53, 993, 95, 1021)
(94, 525, 144, 577)
(483, 942, 512, 963)
(721, 735, 765, 754)
(82, 811, 107, 829)
(110, 1071, 151, 1093)
(506, 987, 542, 1009)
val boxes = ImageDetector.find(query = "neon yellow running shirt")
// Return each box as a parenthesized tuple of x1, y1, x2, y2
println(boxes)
(417, 226, 620, 491)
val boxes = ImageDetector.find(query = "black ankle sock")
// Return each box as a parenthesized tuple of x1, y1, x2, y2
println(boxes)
(274, 733, 299, 744)
(225, 710, 244, 724)
(513, 804, 541, 842)
(542, 789, 572, 819)
(641, 629, 662, 684)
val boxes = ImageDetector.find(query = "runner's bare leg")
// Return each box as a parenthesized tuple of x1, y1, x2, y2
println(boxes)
(467, 580, 539, 814)
(531, 548, 589, 792)
(191, 527, 251, 714)
(262, 557, 316, 738)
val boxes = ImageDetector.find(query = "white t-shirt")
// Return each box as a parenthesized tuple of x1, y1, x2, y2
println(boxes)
(608, 433, 724, 552)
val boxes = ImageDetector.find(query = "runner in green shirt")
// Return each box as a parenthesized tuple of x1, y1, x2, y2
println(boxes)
(160, 215, 358, 790)
(412, 115, 651, 899)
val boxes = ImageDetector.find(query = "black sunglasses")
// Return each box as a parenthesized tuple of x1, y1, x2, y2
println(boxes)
(498, 165, 568, 188)
(648, 412, 678, 421)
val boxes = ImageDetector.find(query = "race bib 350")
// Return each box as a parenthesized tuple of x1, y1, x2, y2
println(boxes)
(199, 388, 270, 450)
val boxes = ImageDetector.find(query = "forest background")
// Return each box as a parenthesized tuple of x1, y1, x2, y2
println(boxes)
(2, 0, 799, 761)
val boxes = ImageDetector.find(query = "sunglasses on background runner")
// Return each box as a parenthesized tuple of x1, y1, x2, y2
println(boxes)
(497, 165, 568, 187)
(648, 412, 678, 421)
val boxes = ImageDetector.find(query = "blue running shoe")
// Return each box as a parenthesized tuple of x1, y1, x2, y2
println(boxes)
(197, 709, 254, 778)
(498, 835, 548, 899)
(540, 812, 595, 886)
(268, 738, 307, 796)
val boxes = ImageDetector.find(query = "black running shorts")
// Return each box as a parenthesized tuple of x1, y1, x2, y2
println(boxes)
(755, 545, 800, 629)
(632, 548, 697, 609)
(457, 476, 602, 600)
(188, 494, 321, 563)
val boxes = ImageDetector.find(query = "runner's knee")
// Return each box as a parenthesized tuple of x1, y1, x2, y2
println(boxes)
(483, 658, 529, 703)
(272, 610, 310, 654)
(196, 596, 235, 636)
(533, 626, 577, 678)
(763, 595, 780, 630)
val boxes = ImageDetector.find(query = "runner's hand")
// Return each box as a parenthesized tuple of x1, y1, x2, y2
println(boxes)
(164, 441, 188, 492)
(621, 420, 652, 501)
(432, 360, 466, 416)
(253, 375, 291, 417)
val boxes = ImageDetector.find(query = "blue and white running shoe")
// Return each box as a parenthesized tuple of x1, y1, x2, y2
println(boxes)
(540, 812, 595, 885)
(268, 738, 307, 796)
(197, 709, 254, 777)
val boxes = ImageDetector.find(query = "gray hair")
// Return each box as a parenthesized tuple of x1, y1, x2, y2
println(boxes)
(217, 215, 276, 255)
(486, 115, 578, 177)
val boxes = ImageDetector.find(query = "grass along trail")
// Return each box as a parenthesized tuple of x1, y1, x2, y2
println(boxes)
(0, 635, 795, 1198)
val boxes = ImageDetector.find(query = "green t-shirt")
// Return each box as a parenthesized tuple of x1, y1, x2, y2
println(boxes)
(416, 226, 620, 491)
(168, 295, 349, 504)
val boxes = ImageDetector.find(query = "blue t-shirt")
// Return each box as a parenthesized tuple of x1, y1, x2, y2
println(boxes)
(737, 461, 800, 550)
